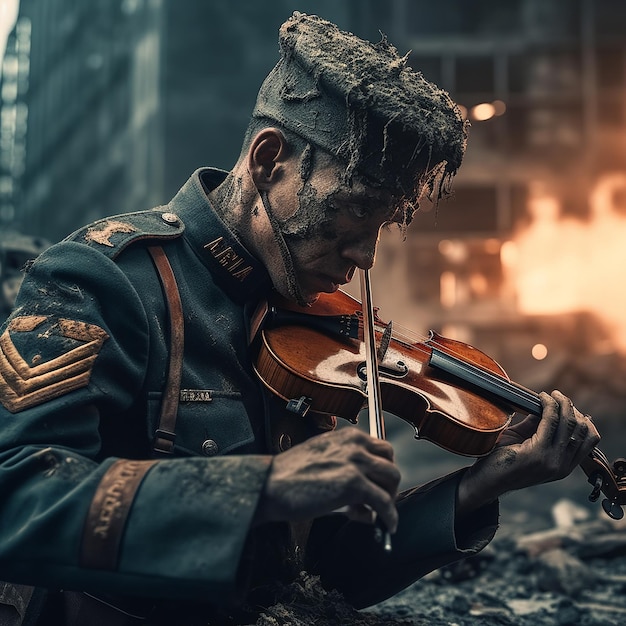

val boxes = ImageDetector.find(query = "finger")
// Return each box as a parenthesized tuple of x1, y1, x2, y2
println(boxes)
(373, 490, 398, 535)
(496, 413, 541, 447)
(350, 480, 398, 534)
(565, 421, 588, 466)
(353, 448, 401, 495)
(536, 391, 560, 444)
(515, 412, 542, 431)
(584, 413, 601, 442)
(551, 390, 578, 447)
(570, 415, 601, 466)
(344, 503, 376, 525)
(336, 428, 395, 461)
(363, 435, 396, 461)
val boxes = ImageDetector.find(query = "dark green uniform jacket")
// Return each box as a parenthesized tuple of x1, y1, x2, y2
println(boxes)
(0, 169, 498, 624)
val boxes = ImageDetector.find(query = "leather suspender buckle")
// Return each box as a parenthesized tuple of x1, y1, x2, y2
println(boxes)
(153, 428, 176, 454)
(153, 423, 178, 455)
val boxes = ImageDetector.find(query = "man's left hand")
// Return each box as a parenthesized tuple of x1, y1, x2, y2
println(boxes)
(456, 390, 600, 517)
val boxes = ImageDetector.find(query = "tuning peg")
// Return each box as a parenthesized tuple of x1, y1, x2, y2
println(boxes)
(612, 458, 626, 479)
(588, 474, 603, 502)
(602, 498, 624, 520)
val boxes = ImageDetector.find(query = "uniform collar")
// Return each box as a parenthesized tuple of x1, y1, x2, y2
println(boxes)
(167, 168, 273, 304)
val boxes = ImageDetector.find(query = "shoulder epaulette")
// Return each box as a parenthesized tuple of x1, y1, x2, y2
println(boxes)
(64, 208, 185, 260)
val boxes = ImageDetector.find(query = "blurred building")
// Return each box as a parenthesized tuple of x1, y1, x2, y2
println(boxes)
(0, 0, 354, 241)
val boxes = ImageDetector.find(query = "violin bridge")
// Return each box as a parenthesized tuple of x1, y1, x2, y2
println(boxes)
(377, 321, 393, 362)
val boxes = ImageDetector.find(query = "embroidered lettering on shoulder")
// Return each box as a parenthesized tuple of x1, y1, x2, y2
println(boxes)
(85, 221, 137, 247)
(0, 315, 109, 413)
(204, 236, 253, 282)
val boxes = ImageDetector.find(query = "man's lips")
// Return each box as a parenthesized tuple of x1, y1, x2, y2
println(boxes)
(313, 273, 348, 292)
(306, 268, 356, 294)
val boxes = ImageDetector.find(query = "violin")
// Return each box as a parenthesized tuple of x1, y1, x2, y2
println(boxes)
(253, 288, 626, 520)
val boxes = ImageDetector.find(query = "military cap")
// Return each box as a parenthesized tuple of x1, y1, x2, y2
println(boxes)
(253, 12, 468, 198)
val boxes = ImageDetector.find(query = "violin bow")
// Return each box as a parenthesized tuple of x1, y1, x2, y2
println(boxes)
(359, 268, 392, 551)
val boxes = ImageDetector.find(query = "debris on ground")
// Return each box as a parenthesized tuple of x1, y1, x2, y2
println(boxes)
(253, 498, 626, 625)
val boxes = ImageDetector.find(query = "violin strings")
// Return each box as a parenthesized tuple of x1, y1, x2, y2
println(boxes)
(354, 307, 485, 366)
(367, 318, 431, 349)
(371, 317, 503, 382)
(385, 321, 492, 370)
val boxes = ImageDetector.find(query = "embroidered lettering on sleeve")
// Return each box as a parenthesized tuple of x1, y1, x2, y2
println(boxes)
(0, 315, 109, 413)
(80, 459, 158, 570)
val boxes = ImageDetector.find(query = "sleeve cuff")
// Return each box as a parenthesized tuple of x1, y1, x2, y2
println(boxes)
(96, 455, 272, 603)
(398, 467, 499, 556)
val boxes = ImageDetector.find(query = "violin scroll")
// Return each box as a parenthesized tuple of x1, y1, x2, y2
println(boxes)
(580, 451, 626, 520)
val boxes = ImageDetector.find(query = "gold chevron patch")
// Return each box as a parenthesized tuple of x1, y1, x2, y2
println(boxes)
(0, 315, 109, 413)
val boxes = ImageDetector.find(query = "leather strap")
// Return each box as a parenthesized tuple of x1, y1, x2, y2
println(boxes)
(147, 246, 184, 454)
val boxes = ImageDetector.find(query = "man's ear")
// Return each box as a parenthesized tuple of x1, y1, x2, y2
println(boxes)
(248, 128, 288, 190)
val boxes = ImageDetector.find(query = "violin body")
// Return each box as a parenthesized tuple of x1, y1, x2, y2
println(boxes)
(254, 290, 513, 457)
(253, 288, 626, 519)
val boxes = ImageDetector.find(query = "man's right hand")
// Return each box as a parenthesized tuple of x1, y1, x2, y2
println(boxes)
(253, 427, 401, 534)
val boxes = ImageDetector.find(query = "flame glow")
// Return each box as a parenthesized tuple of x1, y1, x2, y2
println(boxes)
(504, 173, 626, 351)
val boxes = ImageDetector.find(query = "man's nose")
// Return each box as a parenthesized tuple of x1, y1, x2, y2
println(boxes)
(342, 232, 380, 270)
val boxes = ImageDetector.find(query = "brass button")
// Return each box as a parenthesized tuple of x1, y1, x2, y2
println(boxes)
(201, 439, 219, 456)
(278, 433, 292, 452)
(161, 212, 179, 225)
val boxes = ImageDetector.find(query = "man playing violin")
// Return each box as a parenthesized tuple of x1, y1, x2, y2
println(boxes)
(0, 12, 599, 625)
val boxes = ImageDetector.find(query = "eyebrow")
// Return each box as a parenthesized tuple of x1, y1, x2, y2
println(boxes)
(335, 188, 390, 210)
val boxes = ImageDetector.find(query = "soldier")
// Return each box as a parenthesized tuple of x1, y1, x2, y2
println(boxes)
(0, 13, 598, 626)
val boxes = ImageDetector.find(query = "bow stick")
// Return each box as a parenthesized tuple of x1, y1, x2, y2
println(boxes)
(359, 268, 392, 552)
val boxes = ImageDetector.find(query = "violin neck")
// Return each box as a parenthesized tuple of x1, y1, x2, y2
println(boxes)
(429, 347, 543, 416)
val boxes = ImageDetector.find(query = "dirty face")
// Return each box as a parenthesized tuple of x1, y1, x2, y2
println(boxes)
(262, 154, 399, 305)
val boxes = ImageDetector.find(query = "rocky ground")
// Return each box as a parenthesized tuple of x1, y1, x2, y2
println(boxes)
(253, 407, 626, 626)
(367, 503, 626, 626)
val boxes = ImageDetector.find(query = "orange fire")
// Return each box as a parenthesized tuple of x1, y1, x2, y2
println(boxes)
(502, 173, 626, 352)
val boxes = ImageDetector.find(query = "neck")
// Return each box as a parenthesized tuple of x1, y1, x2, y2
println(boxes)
(207, 165, 305, 304)
(207, 166, 258, 246)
